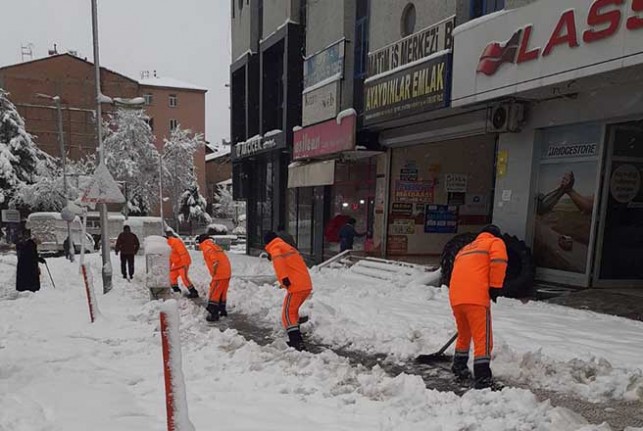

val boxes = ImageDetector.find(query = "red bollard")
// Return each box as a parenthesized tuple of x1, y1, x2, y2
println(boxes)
(160, 311, 175, 431)
(81, 264, 95, 323)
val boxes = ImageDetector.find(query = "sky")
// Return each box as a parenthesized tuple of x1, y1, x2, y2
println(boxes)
(0, 0, 231, 144)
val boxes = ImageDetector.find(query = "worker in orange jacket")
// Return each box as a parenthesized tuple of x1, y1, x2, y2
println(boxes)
(166, 231, 199, 298)
(264, 231, 312, 351)
(449, 225, 508, 390)
(197, 234, 232, 322)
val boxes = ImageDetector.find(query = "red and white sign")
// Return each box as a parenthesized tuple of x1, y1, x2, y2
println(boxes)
(293, 112, 356, 160)
(452, 0, 643, 106)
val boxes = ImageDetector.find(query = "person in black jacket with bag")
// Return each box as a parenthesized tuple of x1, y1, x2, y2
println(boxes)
(16, 230, 46, 292)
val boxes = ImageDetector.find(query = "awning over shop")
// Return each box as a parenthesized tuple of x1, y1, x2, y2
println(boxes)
(287, 160, 335, 188)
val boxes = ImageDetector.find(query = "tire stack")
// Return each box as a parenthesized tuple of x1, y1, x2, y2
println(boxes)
(439, 232, 535, 299)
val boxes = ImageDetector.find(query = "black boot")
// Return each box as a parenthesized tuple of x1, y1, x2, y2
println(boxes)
(206, 302, 219, 322)
(219, 301, 228, 317)
(474, 361, 502, 390)
(186, 286, 199, 299)
(171, 285, 181, 293)
(286, 329, 306, 351)
(451, 354, 472, 380)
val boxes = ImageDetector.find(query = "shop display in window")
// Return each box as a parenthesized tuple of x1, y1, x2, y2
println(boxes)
(424, 205, 459, 234)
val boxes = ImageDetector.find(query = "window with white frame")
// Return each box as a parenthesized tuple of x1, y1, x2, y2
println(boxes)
(143, 93, 153, 105)
(169, 119, 178, 131)
(169, 94, 178, 108)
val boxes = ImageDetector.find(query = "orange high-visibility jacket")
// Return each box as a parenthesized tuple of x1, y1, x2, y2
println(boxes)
(167, 236, 192, 270)
(449, 232, 508, 307)
(265, 237, 312, 293)
(199, 239, 231, 280)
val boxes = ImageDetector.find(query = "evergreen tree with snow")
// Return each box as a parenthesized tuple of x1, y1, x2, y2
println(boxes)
(178, 183, 211, 227)
(0, 89, 50, 207)
(103, 108, 159, 215)
(162, 126, 205, 220)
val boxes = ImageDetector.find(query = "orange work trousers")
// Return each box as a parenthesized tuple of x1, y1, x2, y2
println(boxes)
(452, 304, 493, 360)
(208, 278, 230, 304)
(282, 290, 311, 331)
(170, 265, 193, 288)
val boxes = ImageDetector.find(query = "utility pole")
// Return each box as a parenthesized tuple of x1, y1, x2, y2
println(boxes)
(54, 97, 74, 262)
(159, 153, 165, 235)
(91, 0, 112, 293)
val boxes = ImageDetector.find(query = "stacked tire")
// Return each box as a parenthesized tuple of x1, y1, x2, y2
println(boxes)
(439, 232, 535, 299)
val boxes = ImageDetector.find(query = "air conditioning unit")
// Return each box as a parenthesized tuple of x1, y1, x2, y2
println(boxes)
(487, 102, 526, 133)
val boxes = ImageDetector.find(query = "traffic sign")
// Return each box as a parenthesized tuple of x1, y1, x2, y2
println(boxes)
(81, 163, 126, 204)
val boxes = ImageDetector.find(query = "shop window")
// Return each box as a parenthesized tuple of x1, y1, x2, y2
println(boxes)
(470, 0, 505, 19)
(400, 3, 416, 37)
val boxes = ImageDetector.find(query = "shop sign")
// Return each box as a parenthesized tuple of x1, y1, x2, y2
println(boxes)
(424, 205, 459, 234)
(303, 40, 345, 91)
(293, 113, 356, 160)
(391, 202, 414, 216)
(610, 164, 641, 204)
(445, 173, 468, 193)
(367, 15, 455, 77)
(390, 219, 416, 235)
(364, 53, 451, 125)
(1, 209, 20, 223)
(302, 81, 339, 126)
(452, 0, 643, 107)
(387, 235, 408, 254)
(546, 142, 598, 159)
(231, 131, 286, 161)
(394, 180, 434, 203)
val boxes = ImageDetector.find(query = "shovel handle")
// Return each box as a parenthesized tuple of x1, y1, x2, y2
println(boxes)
(436, 332, 458, 356)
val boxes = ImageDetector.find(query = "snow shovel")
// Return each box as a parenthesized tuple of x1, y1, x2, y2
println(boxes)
(43, 261, 56, 289)
(415, 333, 458, 364)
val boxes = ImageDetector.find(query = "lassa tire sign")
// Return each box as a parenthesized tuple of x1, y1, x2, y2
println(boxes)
(452, 0, 643, 106)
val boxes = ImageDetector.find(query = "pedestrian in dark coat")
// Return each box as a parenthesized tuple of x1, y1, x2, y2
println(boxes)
(16, 231, 45, 292)
(338, 218, 366, 252)
(115, 225, 140, 280)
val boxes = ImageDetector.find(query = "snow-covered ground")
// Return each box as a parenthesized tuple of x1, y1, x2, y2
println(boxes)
(1, 251, 642, 430)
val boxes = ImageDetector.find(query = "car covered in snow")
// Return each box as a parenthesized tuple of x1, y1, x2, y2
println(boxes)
(25, 212, 95, 255)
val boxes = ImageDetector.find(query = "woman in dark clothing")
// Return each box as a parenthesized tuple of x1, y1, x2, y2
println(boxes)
(339, 218, 366, 252)
(16, 231, 45, 292)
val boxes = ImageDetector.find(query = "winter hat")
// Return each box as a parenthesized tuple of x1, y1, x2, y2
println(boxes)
(197, 234, 209, 244)
(481, 224, 502, 238)
(263, 231, 278, 245)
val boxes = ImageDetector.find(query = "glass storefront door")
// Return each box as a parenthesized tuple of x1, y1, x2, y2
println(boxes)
(594, 120, 643, 286)
(532, 124, 604, 287)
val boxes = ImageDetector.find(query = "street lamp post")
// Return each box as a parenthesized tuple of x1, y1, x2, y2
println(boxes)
(159, 153, 165, 234)
(91, 0, 112, 293)
(37, 93, 73, 262)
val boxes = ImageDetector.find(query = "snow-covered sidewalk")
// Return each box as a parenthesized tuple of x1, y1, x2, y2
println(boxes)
(0, 251, 641, 430)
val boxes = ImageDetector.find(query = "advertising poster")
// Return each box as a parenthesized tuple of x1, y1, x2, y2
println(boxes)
(534, 147, 599, 274)
(389, 219, 416, 235)
(387, 235, 408, 254)
(424, 205, 459, 233)
(394, 180, 434, 203)
(445, 173, 468, 193)
(391, 202, 413, 216)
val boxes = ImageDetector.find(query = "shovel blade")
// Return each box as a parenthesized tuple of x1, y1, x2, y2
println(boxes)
(415, 353, 453, 364)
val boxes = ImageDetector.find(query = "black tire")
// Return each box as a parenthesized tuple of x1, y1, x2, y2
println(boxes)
(439, 232, 535, 299)
(439, 233, 478, 286)
(500, 233, 536, 299)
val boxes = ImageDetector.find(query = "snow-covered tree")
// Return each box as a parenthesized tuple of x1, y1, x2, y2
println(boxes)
(12, 155, 95, 211)
(162, 126, 205, 219)
(0, 89, 50, 207)
(212, 184, 235, 218)
(178, 183, 211, 225)
(103, 109, 159, 215)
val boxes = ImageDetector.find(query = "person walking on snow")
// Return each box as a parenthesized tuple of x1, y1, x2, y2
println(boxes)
(197, 234, 232, 322)
(264, 231, 313, 351)
(338, 217, 366, 252)
(449, 224, 508, 390)
(166, 231, 199, 298)
(115, 225, 140, 280)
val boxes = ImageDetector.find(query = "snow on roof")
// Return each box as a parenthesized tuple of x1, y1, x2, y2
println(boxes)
(205, 146, 231, 162)
(139, 76, 208, 92)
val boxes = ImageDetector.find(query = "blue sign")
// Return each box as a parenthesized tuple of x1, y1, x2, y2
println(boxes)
(303, 41, 345, 90)
(424, 205, 458, 234)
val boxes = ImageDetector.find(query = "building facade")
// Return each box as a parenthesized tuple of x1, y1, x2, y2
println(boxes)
(0, 54, 207, 217)
(452, 0, 643, 288)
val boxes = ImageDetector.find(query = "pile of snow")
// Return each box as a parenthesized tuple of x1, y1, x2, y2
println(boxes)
(206, 223, 228, 234)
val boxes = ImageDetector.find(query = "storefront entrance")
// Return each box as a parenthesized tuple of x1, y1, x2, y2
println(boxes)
(594, 120, 643, 286)
(532, 120, 643, 288)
